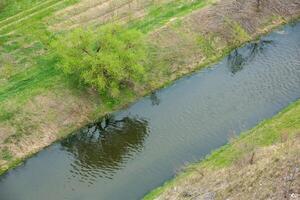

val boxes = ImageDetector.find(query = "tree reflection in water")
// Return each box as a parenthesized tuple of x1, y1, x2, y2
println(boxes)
(150, 92, 160, 106)
(227, 39, 274, 74)
(61, 115, 149, 184)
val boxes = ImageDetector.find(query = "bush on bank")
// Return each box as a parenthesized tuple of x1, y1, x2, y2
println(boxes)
(51, 24, 148, 98)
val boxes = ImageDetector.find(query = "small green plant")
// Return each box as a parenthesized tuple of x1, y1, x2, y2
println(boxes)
(197, 35, 216, 58)
(226, 19, 251, 43)
(233, 23, 250, 42)
(1, 147, 13, 161)
(0, 63, 15, 80)
(51, 24, 147, 98)
(0, 110, 14, 121)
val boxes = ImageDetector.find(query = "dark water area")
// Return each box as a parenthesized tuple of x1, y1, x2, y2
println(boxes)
(0, 23, 300, 200)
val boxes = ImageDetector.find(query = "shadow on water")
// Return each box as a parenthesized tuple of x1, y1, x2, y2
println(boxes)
(227, 39, 274, 74)
(150, 92, 161, 106)
(61, 115, 149, 183)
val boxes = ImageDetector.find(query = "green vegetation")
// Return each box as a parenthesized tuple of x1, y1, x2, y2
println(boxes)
(0, 0, 44, 20)
(51, 24, 147, 98)
(0, 62, 14, 80)
(0, 0, 212, 108)
(0, 0, 7, 12)
(0, 0, 214, 134)
(144, 99, 300, 199)
(197, 35, 217, 58)
(202, 102, 300, 168)
(0, 0, 81, 128)
(226, 19, 251, 44)
(0, 0, 212, 174)
(130, 0, 213, 33)
(1, 147, 12, 161)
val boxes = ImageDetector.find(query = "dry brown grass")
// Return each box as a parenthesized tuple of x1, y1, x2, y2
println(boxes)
(148, 0, 300, 79)
(0, 88, 99, 170)
(155, 135, 300, 200)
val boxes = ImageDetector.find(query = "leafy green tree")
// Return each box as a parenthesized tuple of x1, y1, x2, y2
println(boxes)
(51, 24, 147, 97)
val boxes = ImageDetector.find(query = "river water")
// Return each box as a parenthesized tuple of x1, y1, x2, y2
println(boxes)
(0, 23, 299, 200)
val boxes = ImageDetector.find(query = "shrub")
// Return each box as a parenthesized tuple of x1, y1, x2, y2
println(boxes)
(51, 24, 147, 97)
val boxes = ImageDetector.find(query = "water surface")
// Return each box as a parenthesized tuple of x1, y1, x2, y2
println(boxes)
(0, 23, 300, 200)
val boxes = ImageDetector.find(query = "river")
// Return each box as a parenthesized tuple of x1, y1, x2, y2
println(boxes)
(0, 22, 299, 200)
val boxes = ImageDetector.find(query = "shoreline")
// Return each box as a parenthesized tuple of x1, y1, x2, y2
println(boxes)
(143, 98, 300, 200)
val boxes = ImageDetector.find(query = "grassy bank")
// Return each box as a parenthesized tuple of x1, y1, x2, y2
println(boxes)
(144, 99, 300, 200)
(0, 0, 299, 175)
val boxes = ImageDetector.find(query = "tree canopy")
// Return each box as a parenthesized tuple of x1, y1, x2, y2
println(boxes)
(51, 24, 147, 97)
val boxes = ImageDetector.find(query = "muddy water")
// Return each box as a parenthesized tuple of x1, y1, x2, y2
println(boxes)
(0, 23, 300, 200)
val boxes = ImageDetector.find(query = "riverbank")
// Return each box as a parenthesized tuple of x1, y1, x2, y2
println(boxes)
(0, 0, 299, 175)
(144, 99, 300, 200)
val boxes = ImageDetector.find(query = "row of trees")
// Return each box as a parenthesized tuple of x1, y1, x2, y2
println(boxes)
(51, 24, 147, 97)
